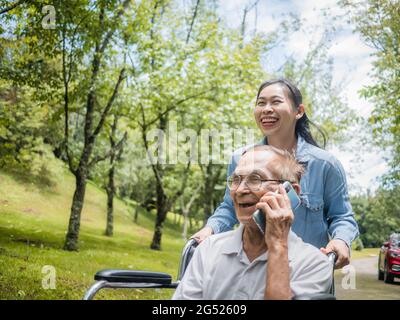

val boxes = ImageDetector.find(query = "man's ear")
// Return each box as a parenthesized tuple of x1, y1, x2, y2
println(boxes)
(292, 183, 301, 195)
(296, 104, 305, 120)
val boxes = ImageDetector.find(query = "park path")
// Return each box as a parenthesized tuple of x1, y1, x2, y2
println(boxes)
(334, 255, 400, 300)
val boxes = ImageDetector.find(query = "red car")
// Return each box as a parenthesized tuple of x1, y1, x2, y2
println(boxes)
(378, 232, 400, 283)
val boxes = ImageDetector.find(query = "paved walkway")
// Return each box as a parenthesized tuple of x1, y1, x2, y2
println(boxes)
(334, 255, 400, 300)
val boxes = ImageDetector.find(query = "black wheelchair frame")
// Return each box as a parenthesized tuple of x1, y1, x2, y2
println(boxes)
(83, 239, 337, 300)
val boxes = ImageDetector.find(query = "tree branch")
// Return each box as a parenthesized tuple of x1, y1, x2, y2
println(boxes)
(170, 160, 192, 206)
(90, 68, 126, 142)
(89, 131, 127, 167)
(186, 0, 200, 44)
(240, 0, 260, 41)
(62, 21, 76, 175)
(99, 0, 131, 54)
(83, 0, 130, 148)
(145, 88, 214, 127)
(0, 0, 27, 15)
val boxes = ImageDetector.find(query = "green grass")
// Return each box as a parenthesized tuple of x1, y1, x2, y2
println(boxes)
(351, 248, 380, 260)
(0, 165, 194, 300)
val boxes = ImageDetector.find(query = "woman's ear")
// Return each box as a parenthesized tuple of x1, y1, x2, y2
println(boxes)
(296, 104, 305, 120)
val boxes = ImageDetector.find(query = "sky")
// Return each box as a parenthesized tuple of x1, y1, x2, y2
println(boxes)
(216, 0, 388, 195)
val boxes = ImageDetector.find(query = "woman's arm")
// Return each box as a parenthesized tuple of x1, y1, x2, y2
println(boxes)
(323, 158, 360, 267)
(191, 156, 238, 242)
(206, 177, 239, 233)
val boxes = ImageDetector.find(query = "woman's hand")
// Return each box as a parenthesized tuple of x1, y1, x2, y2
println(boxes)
(320, 239, 350, 269)
(255, 184, 294, 249)
(190, 226, 214, 243)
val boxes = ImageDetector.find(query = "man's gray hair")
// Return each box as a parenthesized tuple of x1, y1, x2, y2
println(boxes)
(242, 145, 305, 183)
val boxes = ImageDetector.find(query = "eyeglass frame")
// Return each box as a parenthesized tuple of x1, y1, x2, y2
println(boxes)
(227, 174, 293, 192)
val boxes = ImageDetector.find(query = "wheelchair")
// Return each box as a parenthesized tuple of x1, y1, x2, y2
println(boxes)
(83, 238, 337, 300)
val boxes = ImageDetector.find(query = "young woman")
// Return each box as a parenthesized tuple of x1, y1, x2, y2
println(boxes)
(192, 78, 359, 268)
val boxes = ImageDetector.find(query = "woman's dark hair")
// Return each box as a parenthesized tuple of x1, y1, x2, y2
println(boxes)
(256, 78, 326, 148)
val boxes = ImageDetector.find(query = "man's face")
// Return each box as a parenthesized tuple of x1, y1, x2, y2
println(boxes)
(230, 150, 283, 225)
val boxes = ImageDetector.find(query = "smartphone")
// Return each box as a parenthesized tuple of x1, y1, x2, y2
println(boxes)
(252, 181, 301, 234)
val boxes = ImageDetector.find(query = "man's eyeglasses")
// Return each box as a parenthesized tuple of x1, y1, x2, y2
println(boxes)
(227, 174, 285, 192)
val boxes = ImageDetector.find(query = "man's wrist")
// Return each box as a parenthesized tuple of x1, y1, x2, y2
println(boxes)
(267, 241, 289, 254)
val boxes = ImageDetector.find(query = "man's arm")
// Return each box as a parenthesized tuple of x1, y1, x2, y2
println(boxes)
(264, 245, 291, 300)
(257, 185, 294, 300)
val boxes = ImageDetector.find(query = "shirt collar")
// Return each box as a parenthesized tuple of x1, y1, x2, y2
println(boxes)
(221, 224, 297, 262)
(221, 224, 245, 255)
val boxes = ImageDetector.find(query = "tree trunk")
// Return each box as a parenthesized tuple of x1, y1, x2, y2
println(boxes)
(203, 165, 214, 224)
(133, 206, 139, 223)
(150, 181, 169, 250)
(105, 164, 115, 236)
(182, 209, 189, 241)
(64, 170, 87, 251)
(150, 207, 168, 250)
(202, 163, 222, 224)
(189, 216, 193, 230)
(105, 115, 119, 237)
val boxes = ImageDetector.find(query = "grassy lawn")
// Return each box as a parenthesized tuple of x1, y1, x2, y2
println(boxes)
(0, 167, 192, 300)
(351, 248, 380, 260)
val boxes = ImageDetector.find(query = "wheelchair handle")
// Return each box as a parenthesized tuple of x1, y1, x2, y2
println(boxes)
(327, 251, 337, 264)
(177, 238, 198, 281)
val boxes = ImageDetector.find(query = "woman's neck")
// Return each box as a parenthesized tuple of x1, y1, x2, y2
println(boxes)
(267, 130, 297, 152)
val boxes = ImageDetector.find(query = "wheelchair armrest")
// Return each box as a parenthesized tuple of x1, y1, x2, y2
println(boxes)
(293, 293, 336, 300)
(94, 269, 172, 284)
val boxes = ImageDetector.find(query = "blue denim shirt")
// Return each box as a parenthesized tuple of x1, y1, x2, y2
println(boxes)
(206, 135, 359, 249)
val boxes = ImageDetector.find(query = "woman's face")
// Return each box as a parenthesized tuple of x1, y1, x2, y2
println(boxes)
(254, 83, 299, 138)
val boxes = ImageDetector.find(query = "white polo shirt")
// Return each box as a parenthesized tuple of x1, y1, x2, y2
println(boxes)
(172, 224, 333, 300)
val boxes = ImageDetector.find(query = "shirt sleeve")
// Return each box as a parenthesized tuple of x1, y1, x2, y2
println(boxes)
(290, 248, 333, 297)
(323, 158, 359, 247)
(206, 154, 239, 234)
(171, 238, 209, 300)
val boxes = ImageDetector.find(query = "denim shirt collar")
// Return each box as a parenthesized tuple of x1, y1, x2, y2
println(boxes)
(258, 135, 310, 163)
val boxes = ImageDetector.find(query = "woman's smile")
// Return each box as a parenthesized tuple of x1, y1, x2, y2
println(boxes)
(260, 116, 280, 129)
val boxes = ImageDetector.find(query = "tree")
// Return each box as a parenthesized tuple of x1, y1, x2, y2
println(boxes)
(127, 0, 219, 250)
(352, 186, 400, 247)
(62, 0, 131, 250)
(341, 0, 400, 184)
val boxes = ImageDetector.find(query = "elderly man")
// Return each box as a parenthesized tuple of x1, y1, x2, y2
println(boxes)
(172, 145, 333, 300)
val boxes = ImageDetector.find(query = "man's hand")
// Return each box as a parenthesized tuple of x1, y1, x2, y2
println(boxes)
(190, 226, 213, 243)
(255, 184, 294, 249)
(320, 239, 350, 269)
(256, 184, 293, 300)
